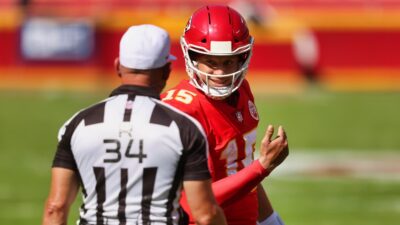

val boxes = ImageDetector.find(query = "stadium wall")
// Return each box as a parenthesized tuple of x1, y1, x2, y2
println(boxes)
(1, 1, 400, 91)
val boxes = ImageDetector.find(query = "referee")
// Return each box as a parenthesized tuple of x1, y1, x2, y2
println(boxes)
(42, 25, 227, 225)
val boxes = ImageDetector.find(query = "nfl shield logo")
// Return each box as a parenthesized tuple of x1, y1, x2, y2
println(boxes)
(235, 111, 243, 123)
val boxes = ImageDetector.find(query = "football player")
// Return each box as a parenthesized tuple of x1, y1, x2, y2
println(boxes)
(162, 5, 288, 225)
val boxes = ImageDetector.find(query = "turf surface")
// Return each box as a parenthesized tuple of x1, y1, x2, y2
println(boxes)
(0, 88, 399, 224)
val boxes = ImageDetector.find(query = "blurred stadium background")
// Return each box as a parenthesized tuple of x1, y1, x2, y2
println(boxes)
(1, 0, 400, 224)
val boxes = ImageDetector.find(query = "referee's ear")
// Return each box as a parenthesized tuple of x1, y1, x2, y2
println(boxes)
(114, 57, 122, 77)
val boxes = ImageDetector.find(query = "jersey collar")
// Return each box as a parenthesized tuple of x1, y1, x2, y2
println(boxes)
(110, 85, 160, 99)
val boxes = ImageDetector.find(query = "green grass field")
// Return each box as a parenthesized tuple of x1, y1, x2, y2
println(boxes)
(1, 88, 399, 224)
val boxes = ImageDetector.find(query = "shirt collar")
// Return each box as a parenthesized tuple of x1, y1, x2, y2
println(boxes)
(109, 85, 160, 99)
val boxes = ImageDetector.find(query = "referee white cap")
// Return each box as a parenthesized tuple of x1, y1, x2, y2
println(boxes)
(119, 24, 176, 70)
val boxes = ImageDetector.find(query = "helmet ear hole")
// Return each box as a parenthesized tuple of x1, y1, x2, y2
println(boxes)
(201, 38, 207, 43)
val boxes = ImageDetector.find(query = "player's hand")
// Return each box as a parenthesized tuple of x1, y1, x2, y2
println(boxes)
(258, 125, 289, 173)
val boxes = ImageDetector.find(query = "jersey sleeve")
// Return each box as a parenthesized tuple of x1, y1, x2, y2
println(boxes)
(52, 113, 82, 171)
(178, 160, 269, 224)
(179, 116, 211, 181)
(211, 160, 270, 207)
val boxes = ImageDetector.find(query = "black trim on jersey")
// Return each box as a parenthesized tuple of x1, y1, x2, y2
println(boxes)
(118, 168, 128, 225)
(79, 202, 88, 220)
(84, 102, 106, 126)
(151, 101, 211, 181)
(123, 94, 136, 122)
(78, 218, 88, 225)
(110, 85, 159, 99)
(53, 84, 210, 225)
(79, 173, 88, 216)
(53, 101, 106, 170)
(180, 120, 211, 180)
(81, 181, 88, 198)
(94, 167, 106, 225)
(149, 101, 210, 223)
(165, 155, 187, 225)
(149, 104, 173, 126)
(53, 85, 158, 170)
(141, 167, 158, 224)
(52, 114, 81, 171)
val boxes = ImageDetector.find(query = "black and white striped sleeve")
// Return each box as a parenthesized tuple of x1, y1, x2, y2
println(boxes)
(179, 116, 211, 181)
(52, 113, 82, 171)
(153, 100, 211, 181)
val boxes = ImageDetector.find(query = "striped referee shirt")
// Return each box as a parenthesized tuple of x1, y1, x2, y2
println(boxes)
(53, 85, 211, 225)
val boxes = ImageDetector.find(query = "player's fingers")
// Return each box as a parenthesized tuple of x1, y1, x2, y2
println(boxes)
(277, 126, 285, 140)
(264, 125, 274, 142)
(280, 126, 287, 140)
(261, 125, 274, 147)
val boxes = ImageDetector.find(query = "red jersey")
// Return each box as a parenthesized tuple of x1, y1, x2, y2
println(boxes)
(161, 79, 261, 225)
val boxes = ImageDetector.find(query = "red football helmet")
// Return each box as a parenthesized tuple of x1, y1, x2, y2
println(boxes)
(181, 5, 254, 98)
